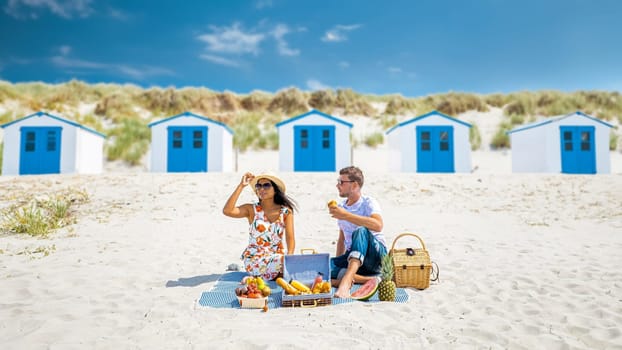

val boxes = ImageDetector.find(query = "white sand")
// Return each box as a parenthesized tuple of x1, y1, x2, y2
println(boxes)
(1, 149, 622, 349)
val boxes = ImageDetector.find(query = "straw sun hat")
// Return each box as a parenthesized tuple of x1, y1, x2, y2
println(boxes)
(249, 172, 286, 193)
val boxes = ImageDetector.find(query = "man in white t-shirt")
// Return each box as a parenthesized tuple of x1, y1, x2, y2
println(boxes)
(328, 166, 388, 298)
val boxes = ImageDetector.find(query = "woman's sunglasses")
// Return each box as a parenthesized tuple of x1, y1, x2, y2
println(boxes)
(255, 182, 273, 190)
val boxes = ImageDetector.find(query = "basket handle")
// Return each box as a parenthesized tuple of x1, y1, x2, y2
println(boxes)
(300, 299, 318, 308)
(300, 248, 317, 255)
(390, 233, 426, 252)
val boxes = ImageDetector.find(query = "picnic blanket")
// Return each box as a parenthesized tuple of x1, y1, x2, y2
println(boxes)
(198, 272, 409, 309)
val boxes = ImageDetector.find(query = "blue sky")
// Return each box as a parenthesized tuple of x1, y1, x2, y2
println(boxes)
(1, 0, 621, 97)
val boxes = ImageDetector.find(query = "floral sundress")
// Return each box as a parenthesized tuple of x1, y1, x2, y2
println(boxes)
(241, 203, 289, 280)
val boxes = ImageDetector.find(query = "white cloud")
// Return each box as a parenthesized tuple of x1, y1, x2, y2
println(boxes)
(388, 67, 402, 73)
(197, 21, 302, 66)
(255, 0, 273, 9)
(50, 54, 174, 80)
(10, 57, 35, 65)
(322, 24, 362, 42)
(51, 55, 105, 69)
(339, 61, 350, 68)
(59, 45, 72, 56)
(107, 7, 129, 21)
(116, 65, 175, 80)
(197, 23, 265, 55)
(307, 79, 331, 91)
(199, 54, 241, 67)
(4, 0, 94, 19)
(272, 24, 299, 57)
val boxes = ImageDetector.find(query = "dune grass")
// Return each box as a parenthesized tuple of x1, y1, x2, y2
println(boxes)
(491, 121, 512, 149)
(0, 81, 620, 158)
(1, 188, 89, 237)
(469, 123, 482, 150)
(309, 90, 336, 114)
(231, 111, 282, 151)
(363, 132, 384, 148)
(106, 118, 150, 165)
(501, 90, 622, 122)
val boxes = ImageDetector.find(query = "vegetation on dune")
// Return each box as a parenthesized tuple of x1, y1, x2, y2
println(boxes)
(363, 132, 384, 148)
(335, 89, 376, 116)
(0, 111, 14, 125)
(0, 188, 89, 237)
(490, 121, 512, 149)
(106, 118, 151, 165)
(268, 87, 309, 116)
(0, 81, 620, 164)
(384, 95, 417, 115)
(240, 90, 272, 112)
(469, 124, 482, 150)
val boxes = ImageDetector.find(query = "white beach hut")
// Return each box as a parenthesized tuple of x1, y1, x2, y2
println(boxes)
(276, 109, 353, 172)
(507, 111, 614, 174)
(385, 110, 472, 173)
(148, 111, 234, 173)
(1, 111, 105, 176)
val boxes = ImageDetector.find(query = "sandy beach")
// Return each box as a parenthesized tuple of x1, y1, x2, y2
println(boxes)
(1, 149, 622, 349)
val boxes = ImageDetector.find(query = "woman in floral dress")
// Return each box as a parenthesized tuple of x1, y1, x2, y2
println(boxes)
(223, 172, 297, 280)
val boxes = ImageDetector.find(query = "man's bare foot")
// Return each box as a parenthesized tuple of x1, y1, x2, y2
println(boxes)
(333, 279, 353, 298)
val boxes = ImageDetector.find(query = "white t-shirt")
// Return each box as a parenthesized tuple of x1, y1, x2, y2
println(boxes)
(337, 195, 387, 251)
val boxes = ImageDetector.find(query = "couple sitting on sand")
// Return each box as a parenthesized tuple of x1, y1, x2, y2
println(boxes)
(222, 166, 387, 299)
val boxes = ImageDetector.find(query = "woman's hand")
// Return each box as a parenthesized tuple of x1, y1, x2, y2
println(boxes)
(241, 172, 254, 187)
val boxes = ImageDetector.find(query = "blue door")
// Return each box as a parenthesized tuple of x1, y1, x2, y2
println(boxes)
(294, 125, 336, 171)
(560, 126, 596, 174)
(167, 126, 208, 172)
(19, 127, 62, 175)
(416, 126, 454, 173)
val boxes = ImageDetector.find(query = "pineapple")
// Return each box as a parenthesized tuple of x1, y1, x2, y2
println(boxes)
(378, 253, 396, 301)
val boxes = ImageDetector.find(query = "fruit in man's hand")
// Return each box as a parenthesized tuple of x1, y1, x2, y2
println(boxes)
(327, 200, 338, 208)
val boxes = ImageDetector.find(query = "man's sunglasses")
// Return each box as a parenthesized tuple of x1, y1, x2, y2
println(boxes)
(255, 182, 273, 190)
(337, 179, 355, 185)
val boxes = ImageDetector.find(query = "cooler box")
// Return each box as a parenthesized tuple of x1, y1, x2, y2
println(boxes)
(282, 250, 333, 307)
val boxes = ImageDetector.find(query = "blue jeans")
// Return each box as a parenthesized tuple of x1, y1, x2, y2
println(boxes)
(330, 227, 387, 279)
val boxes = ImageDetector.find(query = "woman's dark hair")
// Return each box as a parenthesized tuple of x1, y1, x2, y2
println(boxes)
(265, 180, 298, 212)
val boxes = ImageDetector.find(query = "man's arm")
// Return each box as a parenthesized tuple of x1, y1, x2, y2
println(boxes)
(329, 207, 383, 232)
(336, 230, 345, 256)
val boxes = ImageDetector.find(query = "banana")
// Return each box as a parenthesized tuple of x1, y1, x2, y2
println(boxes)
(290, 279, 311, 293)
(255, 276, 266, 291)
(276, 277, 300, 295)
(320, 281, 331, 293)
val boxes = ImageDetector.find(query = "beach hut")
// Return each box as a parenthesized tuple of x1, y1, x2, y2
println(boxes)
(276, 109, 353, 172)
(507, 111, 614, 174)
(148, 111, 233, 172)
(385, 110, 472, 173)
(1, 111, 105, 176)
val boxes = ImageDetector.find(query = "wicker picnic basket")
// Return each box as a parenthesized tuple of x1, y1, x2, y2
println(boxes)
(390, 233, 433, 290)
